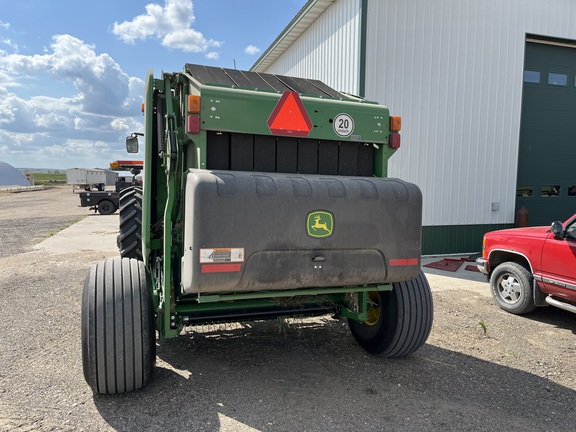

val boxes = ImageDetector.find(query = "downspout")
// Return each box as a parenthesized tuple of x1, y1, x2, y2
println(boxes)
(359, 0, 368, 97)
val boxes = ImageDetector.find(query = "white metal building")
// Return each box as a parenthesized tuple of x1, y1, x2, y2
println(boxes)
(252, 0, 576, 255)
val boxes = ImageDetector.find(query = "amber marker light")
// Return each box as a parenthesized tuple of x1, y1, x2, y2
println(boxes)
(188, 95, 201, 114)
(390, 116, 402, 132)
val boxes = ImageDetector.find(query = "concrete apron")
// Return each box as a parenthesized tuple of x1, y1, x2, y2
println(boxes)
(33, 214, 119, 254)
(421, 256, 490, 297)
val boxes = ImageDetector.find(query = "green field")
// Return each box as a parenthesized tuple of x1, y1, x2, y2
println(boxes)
(31, 172, 67, 186)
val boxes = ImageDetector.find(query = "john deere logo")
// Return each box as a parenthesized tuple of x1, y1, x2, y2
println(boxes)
(307, 211, 334, 238)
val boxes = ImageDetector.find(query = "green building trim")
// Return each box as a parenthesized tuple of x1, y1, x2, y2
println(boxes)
(421, 223, 513, 256)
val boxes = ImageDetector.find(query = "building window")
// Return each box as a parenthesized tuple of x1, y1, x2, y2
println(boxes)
(523, 70, 540, 83)
(541, 185, 561, 196)
(517, 186, 533, 197)
(548, 73, 568, 86)
(568, 186, 576, 197)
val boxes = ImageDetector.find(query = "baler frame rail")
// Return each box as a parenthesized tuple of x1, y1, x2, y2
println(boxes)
(159, 284, 394, 337)
(193, 284, 393, 304)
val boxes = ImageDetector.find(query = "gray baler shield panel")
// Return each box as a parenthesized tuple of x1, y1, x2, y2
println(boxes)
(181, 170, 422, 294)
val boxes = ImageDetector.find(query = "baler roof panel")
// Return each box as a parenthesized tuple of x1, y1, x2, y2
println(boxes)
(185, 64, 344, 99)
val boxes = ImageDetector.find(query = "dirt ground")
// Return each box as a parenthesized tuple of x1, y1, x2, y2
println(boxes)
(0, 186, 575, 431)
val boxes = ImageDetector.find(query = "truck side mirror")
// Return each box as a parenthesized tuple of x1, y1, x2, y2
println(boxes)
(551, 221, 564, 239)
(126, 136, 139, 153)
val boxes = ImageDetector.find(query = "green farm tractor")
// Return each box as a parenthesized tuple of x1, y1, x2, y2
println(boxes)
(81, 64, 433, 394)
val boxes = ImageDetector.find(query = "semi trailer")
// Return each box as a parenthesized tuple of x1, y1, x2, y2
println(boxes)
(76, 161, 142, 215)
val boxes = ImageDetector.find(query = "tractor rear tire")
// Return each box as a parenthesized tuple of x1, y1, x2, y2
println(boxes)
(348, 271, 433, 357)
(117, 186, 143, 260)
(82, 257, 155, 394)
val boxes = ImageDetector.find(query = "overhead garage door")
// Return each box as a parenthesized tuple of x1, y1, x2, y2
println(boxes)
(517, 39, 576, 226)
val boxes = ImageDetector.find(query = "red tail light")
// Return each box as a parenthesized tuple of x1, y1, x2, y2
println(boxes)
(389, 133, 401, 149)
(187, 116, 200, 134)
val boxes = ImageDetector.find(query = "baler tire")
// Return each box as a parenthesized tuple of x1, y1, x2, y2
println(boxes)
(97, 199, 116, 215)
(81, 257, 156, 394)
(117, 187, 143, 260)
(348, 271, 433, 357)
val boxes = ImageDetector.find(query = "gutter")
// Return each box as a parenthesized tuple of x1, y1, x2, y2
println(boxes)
(251, 0, 334, 72)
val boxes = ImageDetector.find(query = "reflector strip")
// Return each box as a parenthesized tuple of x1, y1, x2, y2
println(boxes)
(201, 263, 242, 273)
(110, 160, 144, 170)
(112, 160, 144, 166)
(389, 258, 419, 267)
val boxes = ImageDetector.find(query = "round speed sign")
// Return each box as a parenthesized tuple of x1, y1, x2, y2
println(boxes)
(333, 113, 355, 137)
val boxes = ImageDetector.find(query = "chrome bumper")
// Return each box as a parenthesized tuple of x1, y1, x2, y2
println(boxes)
(476, 257, 489, 275)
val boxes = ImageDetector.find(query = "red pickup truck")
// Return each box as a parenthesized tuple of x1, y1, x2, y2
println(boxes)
(477, 213, 576, 315)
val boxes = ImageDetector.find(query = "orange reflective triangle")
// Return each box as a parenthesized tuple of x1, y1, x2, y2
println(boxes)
(267, 91, 312, 137)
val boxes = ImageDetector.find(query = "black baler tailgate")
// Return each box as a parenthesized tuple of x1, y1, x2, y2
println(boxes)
(181, 170, 422, 294)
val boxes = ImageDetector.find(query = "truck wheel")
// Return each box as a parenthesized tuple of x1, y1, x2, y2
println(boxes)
(348, 271, 433, 357)
(81, 257, 156, 394)
(97, 199, 116, 215)
(490, 262, 536, 314)
(118, 187, 143, 260)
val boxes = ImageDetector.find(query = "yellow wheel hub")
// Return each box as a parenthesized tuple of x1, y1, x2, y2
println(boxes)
(363, 292, 381, 326)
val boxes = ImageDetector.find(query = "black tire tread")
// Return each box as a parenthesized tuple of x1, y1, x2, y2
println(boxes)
(386, 272, 434, 357)
(490, 261, 536, 315)
(97, 199, 116, 215)
(82, 257, 155, 394)
(117, 187, 143, 260)
(348, 271, 433, 358)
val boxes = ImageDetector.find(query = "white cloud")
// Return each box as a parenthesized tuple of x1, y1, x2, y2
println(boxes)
(244, 45, 260, 56)
(162, 28, 219, 53)
(0, 34, 144, 116)
(0, 69, 19, 88)
(1, 38, 18, 53)
(0, 35, 145, 168)
(0, 35, 144, 115)
(0, 124, 138, 169)
(113, 0, 221, 54)
(0, 87, 16, 125)
(205, 51, 219, 60)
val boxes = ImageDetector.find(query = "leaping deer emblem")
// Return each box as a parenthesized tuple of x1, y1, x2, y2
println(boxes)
(308, 211, 333, 238)
(311, 215, 330, 233)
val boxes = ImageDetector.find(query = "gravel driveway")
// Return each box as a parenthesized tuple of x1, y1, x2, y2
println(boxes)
(0, 187, 575, 431)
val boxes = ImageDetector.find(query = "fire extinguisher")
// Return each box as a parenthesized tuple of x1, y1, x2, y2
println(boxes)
(516, 205, 528, 227)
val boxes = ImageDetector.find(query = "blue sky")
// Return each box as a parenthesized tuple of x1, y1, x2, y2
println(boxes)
(0, 0, 306, 169)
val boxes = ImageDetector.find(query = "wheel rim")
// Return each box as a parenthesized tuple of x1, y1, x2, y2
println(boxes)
(364, 292, 381, 326)
(496, 273, 522, 304)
